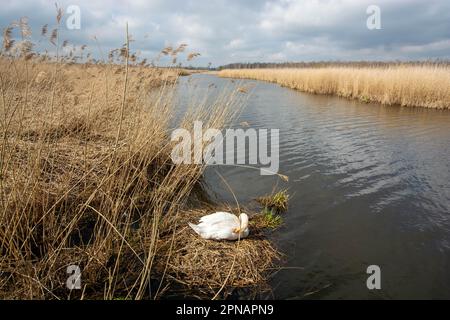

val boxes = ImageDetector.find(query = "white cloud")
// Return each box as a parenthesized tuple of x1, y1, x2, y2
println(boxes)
(260, 0, 354, 31)
(225, 38, 245, 50)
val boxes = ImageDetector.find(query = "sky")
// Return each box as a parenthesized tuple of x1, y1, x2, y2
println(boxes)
(2, 0, 450, 67)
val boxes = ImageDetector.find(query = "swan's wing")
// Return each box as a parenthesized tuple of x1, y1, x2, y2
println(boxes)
(199, 219, 239, 240)
(195, 212, 240, 240)
(199, 212, 238, 225)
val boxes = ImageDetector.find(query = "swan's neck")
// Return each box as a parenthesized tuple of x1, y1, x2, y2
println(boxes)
(239, 214, 249, 230)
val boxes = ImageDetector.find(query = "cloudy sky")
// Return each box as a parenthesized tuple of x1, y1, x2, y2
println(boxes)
(2, 0, 450, 66)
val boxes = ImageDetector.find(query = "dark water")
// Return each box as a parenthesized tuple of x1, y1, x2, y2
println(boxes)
(175, 74, 450, 299)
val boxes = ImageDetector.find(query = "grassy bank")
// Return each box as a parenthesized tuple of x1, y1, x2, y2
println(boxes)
(219, 66, 450, 109)
(0, 19, 279, 299)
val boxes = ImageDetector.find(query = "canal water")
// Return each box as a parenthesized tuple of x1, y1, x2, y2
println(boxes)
(175, 74, 450, 299)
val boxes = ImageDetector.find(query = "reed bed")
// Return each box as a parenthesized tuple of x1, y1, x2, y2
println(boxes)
(0, 17, 278, 299)
(219, 66, 450, 109)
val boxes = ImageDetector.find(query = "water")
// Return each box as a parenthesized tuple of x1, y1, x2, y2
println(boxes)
(175, 74, 450, 299)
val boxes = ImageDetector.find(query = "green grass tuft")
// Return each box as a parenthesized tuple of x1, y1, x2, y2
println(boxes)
(256, 189, 289, 213)
(261, 207, 283, 229)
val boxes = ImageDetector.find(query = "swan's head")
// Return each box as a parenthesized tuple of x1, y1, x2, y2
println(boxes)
(233, 213, 249, 234)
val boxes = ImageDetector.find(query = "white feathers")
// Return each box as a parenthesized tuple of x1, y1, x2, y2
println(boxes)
(188, 212, 250, 240)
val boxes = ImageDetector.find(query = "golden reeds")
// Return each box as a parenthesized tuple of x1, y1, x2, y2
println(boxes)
(219, 66, 450, 109)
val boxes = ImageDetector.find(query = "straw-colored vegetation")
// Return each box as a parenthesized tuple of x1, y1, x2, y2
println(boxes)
(0, 16, 278, 299)
(219, 66, 450, 109)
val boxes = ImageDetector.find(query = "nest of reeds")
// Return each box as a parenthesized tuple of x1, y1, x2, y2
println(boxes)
(154, 208, 280, 298)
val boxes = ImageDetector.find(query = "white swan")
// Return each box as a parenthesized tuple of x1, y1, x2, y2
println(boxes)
(188, 212, 249, 240)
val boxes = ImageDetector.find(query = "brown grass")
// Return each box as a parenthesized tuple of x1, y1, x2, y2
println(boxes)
(0, 17, 279, 299)
(219, 66, 450, 109)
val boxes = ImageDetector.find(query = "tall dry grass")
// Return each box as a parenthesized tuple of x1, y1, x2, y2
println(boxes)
(219, 66, 450, 109)
(0, 16, 274, 299)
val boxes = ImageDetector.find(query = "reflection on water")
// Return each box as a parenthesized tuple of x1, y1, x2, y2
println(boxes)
(176, 74, 450, 299)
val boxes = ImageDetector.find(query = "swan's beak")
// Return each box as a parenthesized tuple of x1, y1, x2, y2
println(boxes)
(233, 227, 241, 233)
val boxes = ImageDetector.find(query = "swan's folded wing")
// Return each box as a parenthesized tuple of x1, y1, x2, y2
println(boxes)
(199, 212, 238, 225)
(202, 220, 238, 240)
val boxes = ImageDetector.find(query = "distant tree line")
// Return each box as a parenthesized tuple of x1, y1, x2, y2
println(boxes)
(217, 59, 450, 70)
(183, 65, 214, 70)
